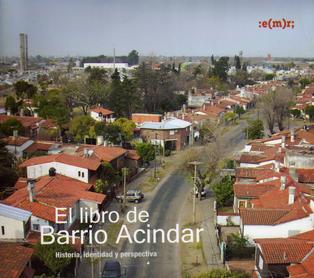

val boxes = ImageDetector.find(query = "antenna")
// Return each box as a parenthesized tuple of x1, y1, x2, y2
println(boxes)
(113, 48, 116, 71)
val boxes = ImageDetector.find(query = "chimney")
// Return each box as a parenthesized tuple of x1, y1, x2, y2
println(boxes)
(281, 136, 286, 148)
(6, 110, 11, 116)
(289, 167, 298, 181)
(290, 129, 295, 143)
(27, 179, 36, 202)
(274, 161, 280, 173)
(33, 112, 38, 118)
(182, 104, 186, 113)
(83, 148, 89, 158)
(288, 186, 296, 205)
(202, 103, 206, 111)
(280, 176, 286, 190)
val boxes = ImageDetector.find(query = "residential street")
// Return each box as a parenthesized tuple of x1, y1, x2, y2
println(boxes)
(78, 113, 253, 278)
(119, 172, 190, 278)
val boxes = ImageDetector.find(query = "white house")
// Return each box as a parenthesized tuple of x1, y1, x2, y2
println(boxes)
(0, 203, 31, 240)
(240, 207, 314, 243)
(90, 107, 114, 123)
(4, 136, 34, 158)
(20, 153, 101, 183)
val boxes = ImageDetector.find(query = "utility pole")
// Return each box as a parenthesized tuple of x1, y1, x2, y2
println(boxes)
(154, 133, 158, 179)
(122, 167, 128, 208)
(188, 161, 203, 224)
(13, 130, 18, 156)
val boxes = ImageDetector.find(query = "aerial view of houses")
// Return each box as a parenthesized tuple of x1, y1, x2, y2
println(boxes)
(1, 1, 314, 278)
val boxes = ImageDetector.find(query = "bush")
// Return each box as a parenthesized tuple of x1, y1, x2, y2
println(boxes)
(164, 149, 171, 156)
(212, 175, 234, 208)
(225, 233, 255, 260)
(134, 142, 155, 163)
(196, 269, 250, 278)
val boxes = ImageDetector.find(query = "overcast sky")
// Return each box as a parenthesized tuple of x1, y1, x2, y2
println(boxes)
(0, 0, 314, 57)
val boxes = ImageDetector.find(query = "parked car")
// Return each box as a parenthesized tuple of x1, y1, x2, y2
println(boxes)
(102, 260, 126, 278)
(116, 189, 144, 203)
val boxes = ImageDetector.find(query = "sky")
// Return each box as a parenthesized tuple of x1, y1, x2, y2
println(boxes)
(0, 0, 314, 58)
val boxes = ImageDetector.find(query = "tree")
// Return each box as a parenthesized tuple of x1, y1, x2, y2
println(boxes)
(35, 90, 70, 136)
(258, 88, 293, 133)
(99, 162, 120, 187)
(95, 122, 122, 145)
(127, 50, 139, 66)
(121, 76, 141, 117)
(113, 118, 135, 143)
(212, 175, 233, 208)
(95, 179, 106, 193)
(35, 239, 74, 275)
(14, 80, 37, 100)
(264, 73, 275, 81)
(0, 140, 18, 189)
(234, 105, 245, 118)
(305, 105, 314, 120)
(134, 142, 155, 164)
(67, 57, 75, 72)
(245, 119, 264, 140)
(63, 76, 108, 114)
(0, 118, 24, 136)
(231, 70, 249, 87)
(69, 115, 95, 142)
(212, 57, 230, 81)
(85, 67, 108, 83)
(108, 69, 124, 117)
(299, 77, 311, 89)
(135, 62, 183, 113)
(290, 109, 301, 118)
(273, 88, 293, 131)
(234, 55, 241, 70)
(224, 111, 237, 124)
(5, 95, 19, 114)
(199, 122, 216, 144)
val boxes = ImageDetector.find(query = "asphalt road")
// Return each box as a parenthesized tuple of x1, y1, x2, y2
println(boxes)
(120, 172, 190, 278)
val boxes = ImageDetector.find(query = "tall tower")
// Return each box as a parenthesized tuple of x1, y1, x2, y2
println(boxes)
(19, 33, 28, 72)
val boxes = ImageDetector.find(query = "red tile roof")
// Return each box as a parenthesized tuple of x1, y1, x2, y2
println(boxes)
(19, 153, 101, 171)
(24, 141, 55, 153)
(14, 177, 28, 189)
(90, 107, 113, 116)
(0, 243, 34, 278)
(0, 115, 42, 129)
(3, 175, 105, 222)
(126, 149, 141, 160)
(234, 182, 278, 198)
(297, 169, 314, 183)
(238, 150, 276, 164)
(76, 145, 127, 162)
(251, 185, 309, 210)
(132, 113, 162, 124)
(255, 238, 313, 264)
(240, 208, 290, 225)
(3, 136, 30, 146)
(288, 250, 314, 277)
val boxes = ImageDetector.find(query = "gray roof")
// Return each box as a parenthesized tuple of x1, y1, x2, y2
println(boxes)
(0, 203, 31, 222)
(140, 117, 191, 130)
